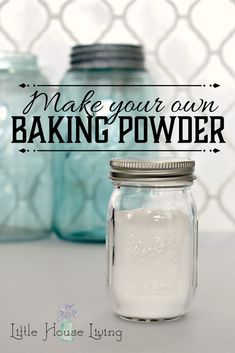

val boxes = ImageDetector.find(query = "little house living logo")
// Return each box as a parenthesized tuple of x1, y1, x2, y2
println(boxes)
(10, 302, 123, 343)
(57, 302, 79, 342)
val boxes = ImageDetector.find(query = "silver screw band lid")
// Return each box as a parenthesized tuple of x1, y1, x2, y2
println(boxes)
(110, 157, 195, 185)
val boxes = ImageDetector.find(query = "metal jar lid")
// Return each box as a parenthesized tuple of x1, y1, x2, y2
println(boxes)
(110, 157, 195, 186)
(70, 44, 145, 69)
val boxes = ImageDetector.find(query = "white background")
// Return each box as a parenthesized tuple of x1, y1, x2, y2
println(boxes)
(0, 0, 234, 231)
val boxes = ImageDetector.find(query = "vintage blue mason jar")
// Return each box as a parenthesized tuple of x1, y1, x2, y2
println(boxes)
(0, 53, 52, 241)
(53, 44, 156, 242)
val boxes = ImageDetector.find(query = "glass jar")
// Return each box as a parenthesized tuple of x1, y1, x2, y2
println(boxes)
(53, 44, 156, 242)
(106, 157, 198, 321)
(0, 53, 52, 241)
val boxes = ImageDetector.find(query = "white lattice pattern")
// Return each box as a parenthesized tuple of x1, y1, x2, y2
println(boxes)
(0, 0, 234, 232)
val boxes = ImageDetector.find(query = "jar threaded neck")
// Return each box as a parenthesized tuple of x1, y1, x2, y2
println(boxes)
(0, 52, 37, 71)
(70, 44, 145, 70)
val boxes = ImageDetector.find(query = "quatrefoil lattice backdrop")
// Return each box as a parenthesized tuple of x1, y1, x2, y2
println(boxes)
(0, 0, 234, 233)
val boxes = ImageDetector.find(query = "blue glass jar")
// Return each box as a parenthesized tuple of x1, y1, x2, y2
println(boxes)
(0, 53, 52, 241)
(53, 44, 156, 242)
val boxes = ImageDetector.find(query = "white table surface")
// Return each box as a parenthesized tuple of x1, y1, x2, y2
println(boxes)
(0, 232, 234, 353)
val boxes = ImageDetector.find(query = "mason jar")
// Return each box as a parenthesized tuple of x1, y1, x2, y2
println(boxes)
(0, 53, 52, 241)
(53, 44, 156, 242)
(106, 157, 198, 321)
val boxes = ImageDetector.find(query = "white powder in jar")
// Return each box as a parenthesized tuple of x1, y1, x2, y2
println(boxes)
(111, 208, 194, 320)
